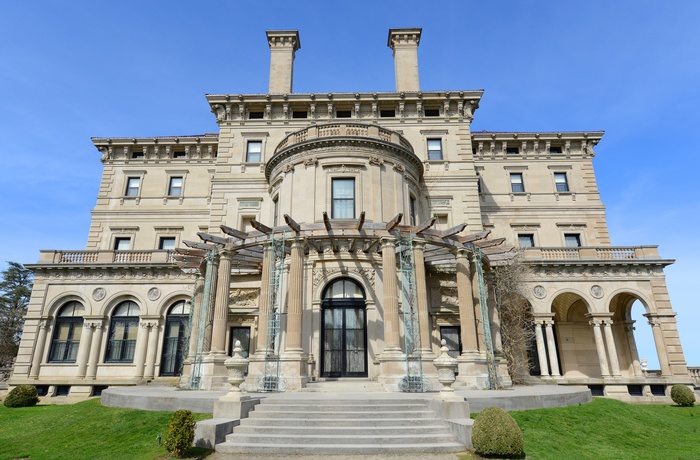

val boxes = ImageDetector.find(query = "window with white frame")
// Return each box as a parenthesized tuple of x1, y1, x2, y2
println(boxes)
(159, 237, 176, 250)
(332, 178, 355, 218)
(168, 177, 183, 196)
(427, 139, 443, 160)
(518, 234, 535, 248)
(246, 140, 262, 162)
(554, 172, 569, 192)
(125, 177, 140, 196)
(114, 237, 131, 250)
(510, 173, 525, 193)
(564, 233, 581, 247)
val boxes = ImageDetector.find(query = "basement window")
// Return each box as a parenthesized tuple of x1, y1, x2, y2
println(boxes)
(650, 385, 666, 396)
(56, 385, 71, 397)
(627, 385, 644, 397)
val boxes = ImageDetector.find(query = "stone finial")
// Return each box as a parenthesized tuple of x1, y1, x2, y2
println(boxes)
(387, 28, 422, 92)
(433, 339, 459, 398)
(266, 30, 301, 94)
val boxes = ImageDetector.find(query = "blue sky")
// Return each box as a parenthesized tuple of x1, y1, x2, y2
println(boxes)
(1, 1, 698, 367)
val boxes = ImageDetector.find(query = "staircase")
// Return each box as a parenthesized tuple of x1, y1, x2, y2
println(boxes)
(215, 397, 465, 455)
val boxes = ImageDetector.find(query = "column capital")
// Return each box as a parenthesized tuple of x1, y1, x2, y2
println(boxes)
(380, 237, 397, 248)
(413, 240, 426, 250)
(589, 319, 603, 327)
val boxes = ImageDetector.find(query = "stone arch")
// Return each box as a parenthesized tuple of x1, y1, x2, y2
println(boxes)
(101, 292, 146, 317)
(46, 292, 90, 317)
(550, 291, 599, 378)
(155, 292, 192, 317)
(608, 290, 656, 377)
(312, 267, 375, 303)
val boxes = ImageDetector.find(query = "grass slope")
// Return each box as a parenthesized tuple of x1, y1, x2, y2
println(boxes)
(509, 398, 700, 460)
(0, 399, 211, 460)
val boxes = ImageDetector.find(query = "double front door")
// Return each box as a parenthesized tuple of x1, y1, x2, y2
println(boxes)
(321, 301, 367, 377)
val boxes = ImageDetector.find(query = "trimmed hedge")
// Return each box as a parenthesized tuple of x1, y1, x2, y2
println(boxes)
(670, 384, 695, 407)
(472, 406, 525, 458)
(164, 409, 196, 457)
(3, 385, 40, 408)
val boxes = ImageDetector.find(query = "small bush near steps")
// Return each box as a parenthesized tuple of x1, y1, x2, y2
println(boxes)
(164, 409, 196, 457)
(670, 384, 695, 407)
(3, 385, 39, 408)
(471, 406, 525, 459)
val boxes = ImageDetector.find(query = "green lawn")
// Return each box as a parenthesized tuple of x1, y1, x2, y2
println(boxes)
(0, 399, 211, 460)
(508, 398, 700, 460)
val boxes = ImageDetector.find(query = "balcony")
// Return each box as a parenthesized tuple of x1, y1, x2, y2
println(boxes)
(520, 246, 662, 261)
(36, 250, 176, 265)
(274, 123, 414, 155)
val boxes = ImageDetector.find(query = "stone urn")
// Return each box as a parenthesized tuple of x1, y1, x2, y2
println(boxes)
(432, 339, 458, 396)
(223, 340, 249, 397)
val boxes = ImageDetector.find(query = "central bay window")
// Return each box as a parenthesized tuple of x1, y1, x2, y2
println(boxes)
(332, 178, 355, 218)
(105, 301, 140, 363)
(48, 301, 84, 363)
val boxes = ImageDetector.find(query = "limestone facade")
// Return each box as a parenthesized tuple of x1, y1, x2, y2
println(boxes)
(9, 29, 691, 400)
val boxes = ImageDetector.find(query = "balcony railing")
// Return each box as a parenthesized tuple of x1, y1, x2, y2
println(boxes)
(38, 250, 176, 265)
(688, 367, 700, 384)
(521, 246, 661, 261)
(274, 123, 415, 156)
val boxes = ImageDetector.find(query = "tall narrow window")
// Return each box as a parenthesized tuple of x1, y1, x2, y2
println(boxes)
(114, 237, 131, 250)
(160, 300, 190, 376)
(554, 173, 569, 192)
(427, 139, 443, 160)
(159, 237, 176, 250)
(272, 196, 279, 226)
(168, 177, 183, 196)
(105, 301, 140, 363)
(246, 141, 262, 162)
(409, 196, 417, 226)
(125, 177, 140, 196)
(564, 233, 581, 247)
(332, 178, 355, 219)
(510, 173, 525, 193)
(48, 302, 84, 363)
(518, 234, 535, 248)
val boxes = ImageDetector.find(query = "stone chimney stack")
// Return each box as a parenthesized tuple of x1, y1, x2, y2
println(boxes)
(388, 28, 422, 92)
(266, 30, 301, 94)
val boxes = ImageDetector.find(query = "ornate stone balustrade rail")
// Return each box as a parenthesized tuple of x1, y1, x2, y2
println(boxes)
(0, 367, 12, 382)
(688, 367, 700, 384)
(274, 123, 415, 156)
(521, 246, 662, 262)
(37, 250, 175, 265)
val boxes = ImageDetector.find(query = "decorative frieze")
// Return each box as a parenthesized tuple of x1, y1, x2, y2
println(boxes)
(312, 267, 376, 291)
(229, 288, 260, 307)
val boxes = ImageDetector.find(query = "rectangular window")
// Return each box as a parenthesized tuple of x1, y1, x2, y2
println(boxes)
(380, 109, 395, 117)
(435, 214, 448, 230)
(506, 146, 520, 155)
(427, 139, 443, 160)
(332, 178, 355, 219)
(131, 150, 144, 159)
(554, 173, 569, 192)
(336, 110, 351, 118)
(409, 196, 417, 226)
(440, 326, 461, 359)
(125, 177, 140, 196)
(168, 177, 183, 196)
(424, 108, 440, 117)
(173, 150, 186, 159)
(518, 234, 535, 248)
(549, 146, 562, 154)
(114, 237, 131, 251)
(248, 111, 264, 119)
(510, 173, 525, 193)
(292, 111, 308, 119)
(159, 237, 176, 250)
(273, 197, 279, 226)
(565, 233, 581, 247)
(246, 141, 262, 162)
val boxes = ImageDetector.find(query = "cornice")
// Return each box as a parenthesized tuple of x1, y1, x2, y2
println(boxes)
(472, 131, 604, 142)
(206, 90, 484, 104)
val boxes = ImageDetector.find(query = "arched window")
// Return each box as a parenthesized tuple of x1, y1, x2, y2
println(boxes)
(105, 301, 140, 363)
(323, 278, 365, 299)
(160, 300, 190, 376)
(48, 301, 84, 363)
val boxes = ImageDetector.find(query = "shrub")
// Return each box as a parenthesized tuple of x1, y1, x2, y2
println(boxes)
(164, 409, 196, 457)
(472, 406, 525, 458)
(3, 385, 39, 408)
(670, 384, 695, 407)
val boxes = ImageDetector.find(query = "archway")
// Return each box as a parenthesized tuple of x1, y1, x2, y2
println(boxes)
(609, 293, 658, 376)
(160, 300, 190, 376)
(551, 292, 594, 378)
(320, 278, 367, 377)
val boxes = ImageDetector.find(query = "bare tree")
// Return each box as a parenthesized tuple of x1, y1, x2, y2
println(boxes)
(0, 262, 33, 366)
(492, 259, 535, 384)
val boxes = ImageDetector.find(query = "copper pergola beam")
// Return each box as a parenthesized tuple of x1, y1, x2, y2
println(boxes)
(323, 212, 332, 231)
(197, 232, 230, 245)
(386, 213, 403, 232)
(284, 214, 301, 234)
(456, 230, 491, 243)
(474, 237, 506, 248)
(175, 248, 207, 257)
(441, 223, 468, 238)
(220, 225, 248, 240)
(413, 217, 436, 234)
(183, 240, 216, 251)
(357, 211, 366, 231)
(250, 219, 272, 235)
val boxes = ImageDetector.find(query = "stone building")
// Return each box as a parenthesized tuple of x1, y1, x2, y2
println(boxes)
(9, 29, 692, 400)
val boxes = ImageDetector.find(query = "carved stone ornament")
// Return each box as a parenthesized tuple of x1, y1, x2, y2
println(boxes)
(283, 163, 295, 174)
(533, 285, 546, 299)
(92, 287, 106, 301)
(312, 267, 376, 291)
(392, 163, 405, 172)
(147, 287, 161, 301)
(229, 288, 260, 307)
(303, 157, 318, 167)
(590, 285, 604, 299)
(368, 156, 384, 166)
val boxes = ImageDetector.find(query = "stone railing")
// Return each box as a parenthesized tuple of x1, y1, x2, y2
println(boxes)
(521, 246, 661, 261)
(274, 122, 415, 155)
(688, 367, 700, 385)
(0, 367, 12, 382)
(38, 250, 176, 265)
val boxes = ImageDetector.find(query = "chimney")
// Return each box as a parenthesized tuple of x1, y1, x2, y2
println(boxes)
(387, 28, 422, 92)
(266, 30, 301, 94)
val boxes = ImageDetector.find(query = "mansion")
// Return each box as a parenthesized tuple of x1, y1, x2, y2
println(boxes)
(9, 29, 692, 400)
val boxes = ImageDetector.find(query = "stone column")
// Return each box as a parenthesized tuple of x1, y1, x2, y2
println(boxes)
(255, 243, 272, 354)
(211, 251, 232, 354)
(602, 320, 621, 377)
(133, 322, 150, 379)
(647, 316, 672, 375)
(29, 319, 49, 379)
(624, 321, 642, 376)
(486, 279, 503, 354)
(75, 322, 95, 378)
(534, 321, 550, 376)
(284, 239, 305, 354)
(144, 320, 160, 379)
(590, 319, 610, 377)
(544, 320, 561, 377)
(203, 255, 219, 353)
(86, 321, 104, 379)
(413, 241, 432, 355)
(382, 237, 401, 352)
(470, 256, 486, 352)
(456, 249, 478, 354)
(187, 274, 204, 359)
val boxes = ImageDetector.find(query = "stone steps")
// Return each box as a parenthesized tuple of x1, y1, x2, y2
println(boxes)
(215, 397, 465, 455)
